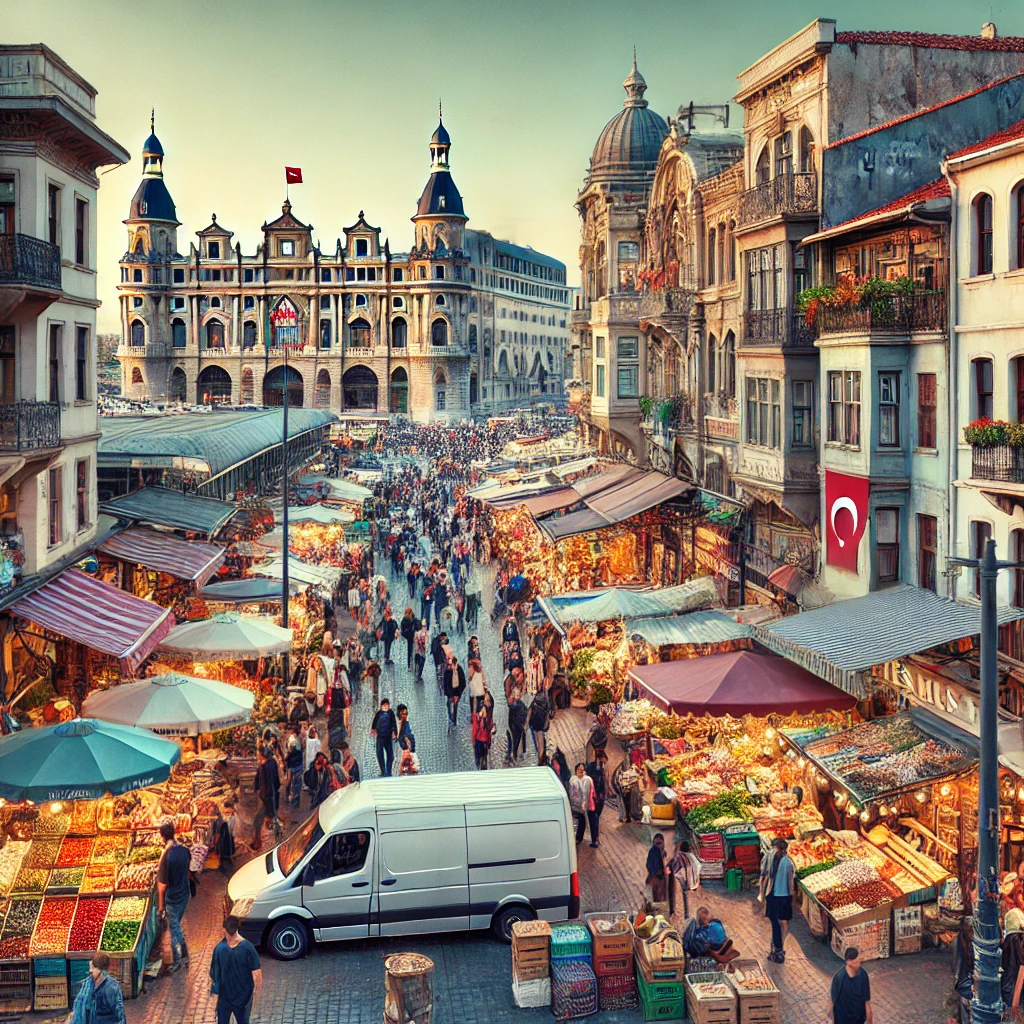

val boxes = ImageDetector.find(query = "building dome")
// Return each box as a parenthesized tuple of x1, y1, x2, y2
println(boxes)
(431, 120, 451, 147)
(588, 57, 668, 189)
(142, 132, 164, 158)
(128, 178, 178, 223)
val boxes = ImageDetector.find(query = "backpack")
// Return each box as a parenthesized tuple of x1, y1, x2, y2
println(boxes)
(528, 698, 550, 732)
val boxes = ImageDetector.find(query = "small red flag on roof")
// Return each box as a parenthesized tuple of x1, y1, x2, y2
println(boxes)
(285, 167, 303, 184)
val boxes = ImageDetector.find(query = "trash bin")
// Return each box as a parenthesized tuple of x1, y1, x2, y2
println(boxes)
(726, 868, 744, 891)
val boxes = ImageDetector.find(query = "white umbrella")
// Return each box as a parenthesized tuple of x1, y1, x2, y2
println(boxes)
(83, 672, 254, 736)
(251, 557, 343, 588)
(281, 505, 356, 526)
(158, 612, 293, 660)
(299, 475, 372, 502)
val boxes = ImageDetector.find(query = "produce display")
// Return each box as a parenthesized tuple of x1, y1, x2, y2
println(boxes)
(106, 896, 147, 922)
(603, 700, 663, 737)
(799, 714, 975, 802)
(125, 845, 161, 865)
(0, 842, 29, 896)
(686, 790, 753, 834)
(2, 898, 40, 945)
(55, 837, 95, 868)
(80, 864, 115, 895)
(91, 835, 129, 864)
(25, 840, 59, 869)
(69, 801, 97, 835)
(32, 808, 70, 837)
(12, 868, 48, 895)
(67, 897, 110, 953)
(100, 918, 141, 953)
(47, 867, 85, 890)
(29, 896, 76, 955)
(115, 863, 158, 893)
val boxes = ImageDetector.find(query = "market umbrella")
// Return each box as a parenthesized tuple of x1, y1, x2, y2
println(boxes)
(281, 505, 355, 526)
(201, 578, 301, 603)
(0, 719, 180, 802)
(628, 650, 857, 718)
(158, 612, 293, 660)
(82, 672, 255, 737)
(297, 475, 372, 502)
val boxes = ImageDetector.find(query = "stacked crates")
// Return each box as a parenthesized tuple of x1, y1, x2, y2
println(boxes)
(586, 912, 636, 1011)
(634, 922, 686, 1022)
(510, 920, 551, 1008)
(550, 923, 597, 1020)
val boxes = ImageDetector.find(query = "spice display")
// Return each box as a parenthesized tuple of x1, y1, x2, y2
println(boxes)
(25, 840, 60, 869)
(100, 918, 141, 953)
(47, 867, 85, 890)
(55, 837, 95, 868)
(68, 897, 110, 953)
(115, 863, 158, 893)
(80, 864, 116, 895)
(0, 842, 30, 896)
(11, 868, 48, 895)
(106, 896, 147, 922)
(91, 835, 129, 864)
(2, 898, 40, 937)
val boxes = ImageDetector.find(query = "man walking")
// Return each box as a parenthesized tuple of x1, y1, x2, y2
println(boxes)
(584, 748, 607, 848)
(830, 947, 872, 1024)
(413, 620, 429, 682)
(370, 698, 398, 776)
(284, 726, 303, 807)
(210, 916, 262, 1024)
(443, 653, 467, 728)
(528, 687, 552, 762)
(251, 747, 281, 851)
(645, 832, 668, 905)
(157, 822, 191, 973)
(379, 606, 398, 665)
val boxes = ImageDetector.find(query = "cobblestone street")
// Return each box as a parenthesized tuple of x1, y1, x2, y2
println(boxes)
(79, 561, 958, 1024)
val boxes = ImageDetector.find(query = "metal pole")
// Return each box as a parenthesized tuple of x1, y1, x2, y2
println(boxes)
(974, 537, 1002, 1024)
(281, 345, 290, 689)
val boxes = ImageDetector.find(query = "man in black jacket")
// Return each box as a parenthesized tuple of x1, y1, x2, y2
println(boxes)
(442, 654, 467, 729)
(370, 698, 398, 776)
(504, 689, 528, 766)
(430, 631, 448, 694)
(251, 747, 281, 851)
(378, 607, 398, 665)
(584, 749, 608, 848)
(528, 689, 552, 763)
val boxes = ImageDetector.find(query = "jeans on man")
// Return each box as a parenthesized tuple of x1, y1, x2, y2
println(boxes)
(530, 727, 547, 762)
(447, 695, 461, 726)
(376, 738, 395, 776)
(217, 999, 252, 1024)
(587, 805, 602, 845)
(414, 653, 425, 680)
(288, 766, 302, 806)
(165, 893, 189, 965)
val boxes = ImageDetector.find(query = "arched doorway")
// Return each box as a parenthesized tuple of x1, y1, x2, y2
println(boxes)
(205, 319, 225, 350)
(262, 364, 303, 407)
(433, 368, 448, 412)
(342, 365, 378, 411)
(240, 367, 254, 404)
(131, 367, 144, 386)
(390, 367, 409, 414)
(391, 317, 407, 349)
(314, 369, 331, 408)
(168, 367, 186, 402)
(197, 365, 232, 404)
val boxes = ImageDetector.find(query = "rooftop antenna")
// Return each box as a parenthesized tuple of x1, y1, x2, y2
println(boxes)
(439, 97, 442, 120)
(675, 102, 730, 133)
(150, 108, 154, 134)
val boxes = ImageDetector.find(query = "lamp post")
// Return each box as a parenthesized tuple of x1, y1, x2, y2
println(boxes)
(948, 539, 1024, 1024)
(280, 342, 290, 688)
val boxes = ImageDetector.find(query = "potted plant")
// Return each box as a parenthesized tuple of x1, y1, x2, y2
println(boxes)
(963, 418, 1008, 447)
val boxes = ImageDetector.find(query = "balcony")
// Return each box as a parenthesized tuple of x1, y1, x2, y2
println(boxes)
(570, 307, 590, 328)
(0, 401, 61, 453)
(741, 308, 816, 349)
(738, 173, 818, 227)
(0, 235, 62, 318)
(639, 287, 694, 323)
(971, 445, 1024, 485)
(816, 291, 947, 337)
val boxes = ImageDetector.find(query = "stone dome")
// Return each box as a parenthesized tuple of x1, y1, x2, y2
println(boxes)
(588, 58, 668, 189)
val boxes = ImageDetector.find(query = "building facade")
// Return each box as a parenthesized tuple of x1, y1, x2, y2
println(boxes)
(117, 118, 569, 421)
(0, 45, 128, 586)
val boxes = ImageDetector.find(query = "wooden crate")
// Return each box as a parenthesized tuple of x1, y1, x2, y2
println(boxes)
(32, 976, 68, 1012)
(512, 942, 549, 966)
(585, 912, 633, 956)
(511, 919, 551, 951)
(634, 936, 685, 983)
(685, 971, 737, 1024)
(512, 957, 550, 983)
(724, 959, 780, 1024)
(593, 950, 633, 977)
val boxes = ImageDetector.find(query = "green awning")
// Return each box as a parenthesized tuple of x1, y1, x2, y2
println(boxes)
(625, 610, 753, 648)
(101, 487, 237, 537)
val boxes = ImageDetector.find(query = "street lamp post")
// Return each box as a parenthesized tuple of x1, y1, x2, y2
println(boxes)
(948, 539, 1024, 1024)
(280, 344, 290, 688)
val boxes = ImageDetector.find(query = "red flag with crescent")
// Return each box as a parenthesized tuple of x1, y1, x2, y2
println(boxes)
(285, 167, 303, 184)
(825, 470, 870, 573)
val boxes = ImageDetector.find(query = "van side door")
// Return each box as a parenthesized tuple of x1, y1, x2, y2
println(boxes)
(376, 808, 469, 935)
(300, 830, 374, 941)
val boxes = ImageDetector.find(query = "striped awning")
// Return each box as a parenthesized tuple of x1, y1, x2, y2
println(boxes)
(625, 610, 753, 648)
(757, 585, 1024, 697)
(9, 568, 175, 674)
(99, 527, 225, 585)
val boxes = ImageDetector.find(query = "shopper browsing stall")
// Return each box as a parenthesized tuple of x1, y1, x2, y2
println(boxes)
(157, 821, 191, 973)
(761, 837, 797, 963)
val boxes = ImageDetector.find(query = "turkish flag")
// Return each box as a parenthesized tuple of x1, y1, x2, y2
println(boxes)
(285, 167, 303, 184)
(825, 470, 870, 573)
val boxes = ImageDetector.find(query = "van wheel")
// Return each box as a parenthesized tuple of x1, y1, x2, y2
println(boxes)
(492, 904, 535, 943)
(267, 917, 309, 960)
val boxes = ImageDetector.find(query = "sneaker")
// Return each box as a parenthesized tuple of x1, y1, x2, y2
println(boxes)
(589, 842, 599, 848)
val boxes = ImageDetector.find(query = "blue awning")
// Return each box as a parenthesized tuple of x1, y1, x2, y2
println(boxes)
(625, 610, 753, 648)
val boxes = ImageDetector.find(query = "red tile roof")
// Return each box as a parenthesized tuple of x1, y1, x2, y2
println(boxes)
(836, 30, 1024, 52)
(946, 117, 1024, 159)
(827, 178, 951, 233)
(826, 72, 1024, 149)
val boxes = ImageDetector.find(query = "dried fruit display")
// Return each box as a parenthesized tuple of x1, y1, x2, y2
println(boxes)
(11, 868, 48, 895)
(25, 840, 60, 869)
(106, 896, 146, 922)
(2, 898, 40, 937)
(91, 835, 128, 865)
(47, 867, 85, 891)
(0, 936, 28, 959)
(114, 863, 157, 893)
(80, 865, 115, 895)
(68, 897, 110, 953)
(55, 837, 95, 868)
(32, 810, 70, 837)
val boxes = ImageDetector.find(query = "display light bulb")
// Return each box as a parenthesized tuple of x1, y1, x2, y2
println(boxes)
(878, 805, 888, 817)
(1017, 786, 1024, 803)
(915, 791, 927, 803)
(49, 802, 61, 814)
(797, 757, 806, 769)
(860, 809, 871, 823)
(940, 784, 951, 798)
(765, 728, 776, 740)
(835, 793, 848, 809)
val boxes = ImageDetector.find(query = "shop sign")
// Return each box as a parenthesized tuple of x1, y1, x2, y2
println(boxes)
(825, 470, 869, 573)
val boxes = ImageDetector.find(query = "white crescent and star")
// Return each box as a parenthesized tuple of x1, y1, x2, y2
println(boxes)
(830, 496, 859, 548)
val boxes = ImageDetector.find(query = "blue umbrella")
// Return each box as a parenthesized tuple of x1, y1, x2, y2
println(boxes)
(0, 719, 181, 802)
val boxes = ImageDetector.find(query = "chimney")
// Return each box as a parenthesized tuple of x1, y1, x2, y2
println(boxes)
(982, 22, 998, 40)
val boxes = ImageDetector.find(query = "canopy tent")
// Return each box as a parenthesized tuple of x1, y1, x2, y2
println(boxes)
(296, 475, 372, 502)
(280, 504, 356, 525)
(628, 650, 857, 718)
(9, 568, 175, 674)
(0, 719, 181, 802)
(625, 610, 753, 649)
(100, 486, 237, 537)
(757, 585, 1024, 696)
(249, 557, 343, 588)
(98, 526, 225, 585)
(550, 457, 599, 478)
(82, 672, 254, 736)
(201, 577, 301, 603)
(538, 577, 717, 633)
(158, 612, 293, 660)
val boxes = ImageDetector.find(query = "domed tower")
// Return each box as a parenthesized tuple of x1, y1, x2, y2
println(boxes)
(124, 112, 180, 257)
(587, 56, 668, 190)
(412, 107, 468, 253)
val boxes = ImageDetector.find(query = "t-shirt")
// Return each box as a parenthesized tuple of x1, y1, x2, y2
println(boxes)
(830, 967, 870, 1024)
(210, 937, 261, 1009)
(157, 842, 191, 903)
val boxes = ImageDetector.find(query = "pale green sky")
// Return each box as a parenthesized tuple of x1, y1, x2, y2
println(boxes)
(7, 0, 1018, 331)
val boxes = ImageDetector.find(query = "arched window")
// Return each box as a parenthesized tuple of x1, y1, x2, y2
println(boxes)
(391, 317, 407, 348)
(131, 367, 144, 385)
(205, 320, 224, 350)
(243, 321, 257, 349)
(717, 223, 726, 284)
(975, 194, 994, 275)
(240, 367, 253, 404)
(314, 369, 331, 408)
(774, 132, 792, 177)
(431, 319, 448, 346)
(707, 335, 717, 394)
(468, 323, 477, 351)
(799, 127, 815, 174)
(723, 331, 736, 398)
(210, 297, 221, 308)
(434, 369, 447, 411)
(171, 318, 186, 348)
(355, 293, 368, 306)
(707, 229, 716, 285)
(1015, 182, 1024, 270)
(169, 367, 187, 402)
(130, 320, 145, 347)
(435, 294, 446, 306)
(319, 319, 331, 348)
(349, 318, 371, 348)
(754, 146, 770, 186)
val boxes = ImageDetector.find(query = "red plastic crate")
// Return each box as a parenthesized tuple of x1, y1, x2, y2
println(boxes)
(697, 832, 726, 861)
(598, 972, 638, 1011)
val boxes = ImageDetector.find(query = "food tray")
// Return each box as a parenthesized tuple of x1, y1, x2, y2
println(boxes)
(55, 837, 95, 869)
(46, 867, 85, 894)
(550, 922, 592, 961)
(512, 975, 551, 1009)
(585, 911, 633, 956)
(685, 971, 737, 1024)
(598, 971, 638, 1010)
(29, 896, 75, 956)
(68, 897, 111, 954)
(725, 959, 780, 1024)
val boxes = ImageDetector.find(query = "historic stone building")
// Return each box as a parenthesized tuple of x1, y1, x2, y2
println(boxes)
(117, 116, 569, 421)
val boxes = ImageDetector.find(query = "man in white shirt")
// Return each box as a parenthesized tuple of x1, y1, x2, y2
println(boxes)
(348, 583, 360, 620)
(303, 726, 322, 773)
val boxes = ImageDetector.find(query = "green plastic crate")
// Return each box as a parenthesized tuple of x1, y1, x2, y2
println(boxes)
(550, 922, 592, 960)
(637, 970, 685, 1004)
(640, 989, 685, 1021)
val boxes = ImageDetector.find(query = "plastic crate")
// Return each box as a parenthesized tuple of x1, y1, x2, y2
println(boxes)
(598, 971, 638, 1010)
(550, 922, 592, 961)
(69, 957, 91, 990)
(31, 956, 66, 977)
(638, 970, 685, 1003)
(593, 950, 633, 977)
(584, 911, 632, 956)
(551, 959, 598, 1021)
(697, 832, 726, 860)
(511, 975, 551, 1008)
(640, 990, 686, 1021)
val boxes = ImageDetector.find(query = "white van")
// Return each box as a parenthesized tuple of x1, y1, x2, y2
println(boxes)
(227, 767, 580, 959)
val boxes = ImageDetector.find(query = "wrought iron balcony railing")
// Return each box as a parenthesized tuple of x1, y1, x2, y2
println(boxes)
(741, 308, 817, 349)
(816, 291, 947, 336)
(738, 173, 818, 226)
(0, 401, 61, 452)
(0, 234, 62, 292)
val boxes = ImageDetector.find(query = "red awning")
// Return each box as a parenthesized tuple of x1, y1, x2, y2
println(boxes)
(628, 650, 856, 718)
(10, 568, 175, 674)
(99, 527, 225, 585)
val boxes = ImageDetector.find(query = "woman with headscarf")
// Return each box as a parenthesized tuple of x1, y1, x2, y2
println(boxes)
(1003, 907, 1024, 1016)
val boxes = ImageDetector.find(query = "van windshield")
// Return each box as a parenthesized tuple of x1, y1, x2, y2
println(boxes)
(277, 812, 323, 878)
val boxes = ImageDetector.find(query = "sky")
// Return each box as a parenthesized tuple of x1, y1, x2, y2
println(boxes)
(8, 0, 1020, 332)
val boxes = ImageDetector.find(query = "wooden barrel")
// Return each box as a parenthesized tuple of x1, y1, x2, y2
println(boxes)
(383, 953, 434, 1024)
